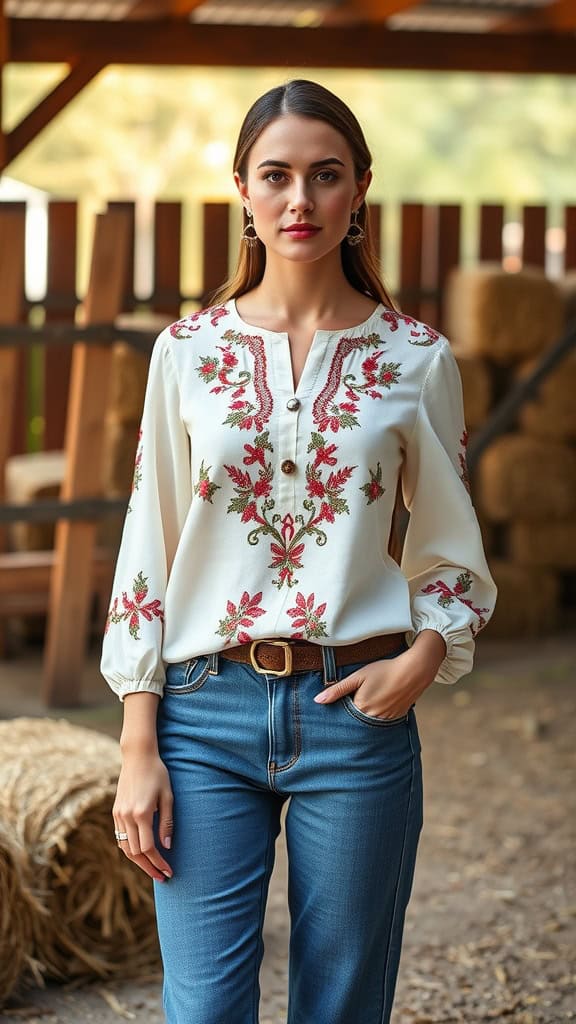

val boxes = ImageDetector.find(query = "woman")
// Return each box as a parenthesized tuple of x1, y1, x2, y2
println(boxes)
(101, 79, 497, 1024)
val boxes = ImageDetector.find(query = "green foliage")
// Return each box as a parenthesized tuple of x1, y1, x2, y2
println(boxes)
(4, 65, 576, 203)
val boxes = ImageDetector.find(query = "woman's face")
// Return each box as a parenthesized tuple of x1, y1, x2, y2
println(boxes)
(234, 113, 371, 265)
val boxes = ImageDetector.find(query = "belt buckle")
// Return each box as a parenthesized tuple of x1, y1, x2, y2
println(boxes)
(250, 640, 293, 677)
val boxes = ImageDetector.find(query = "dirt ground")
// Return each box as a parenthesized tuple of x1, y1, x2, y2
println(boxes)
(0, 632, 574, 1024)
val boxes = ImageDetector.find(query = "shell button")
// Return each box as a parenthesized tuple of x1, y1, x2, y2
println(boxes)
(281, 459, 296, 475)
(286, 397, 301, 412)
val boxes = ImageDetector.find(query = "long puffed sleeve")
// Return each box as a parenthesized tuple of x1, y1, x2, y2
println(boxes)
(400, 340, 497, 685)
(100, 331, 192, 700)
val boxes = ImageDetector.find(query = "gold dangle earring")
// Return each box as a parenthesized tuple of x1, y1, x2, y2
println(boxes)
(241, 208, 259, 248)
(346, 209, 365, 247)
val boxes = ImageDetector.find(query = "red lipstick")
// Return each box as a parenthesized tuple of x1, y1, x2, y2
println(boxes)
(282, 222, 321, 239)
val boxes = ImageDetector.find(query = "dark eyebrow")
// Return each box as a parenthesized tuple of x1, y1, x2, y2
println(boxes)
(256, 157, 346, 170)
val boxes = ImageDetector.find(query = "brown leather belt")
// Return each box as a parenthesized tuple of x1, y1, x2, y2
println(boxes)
(220, 633, 406, 678)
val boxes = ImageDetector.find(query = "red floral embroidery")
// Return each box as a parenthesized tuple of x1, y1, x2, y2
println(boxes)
(170, 305, 229, 338)
(105, 571, 164, 640)
(458, 430, 471, 493)
(313, 333, 400, 431)
(421, 570, 490, 636)
(194, 461, 221, 503)
(196, 326, 400, 589)
(216, 590, 267, 645)
(380, 310, 440, 346)
(197, 330, 273, 432)
(360, 462, 385, 505)
(287, 592, 328, 640)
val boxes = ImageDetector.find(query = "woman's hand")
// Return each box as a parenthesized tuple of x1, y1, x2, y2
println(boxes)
(313, 629, 447, 719)
(113, 748, 174, 883)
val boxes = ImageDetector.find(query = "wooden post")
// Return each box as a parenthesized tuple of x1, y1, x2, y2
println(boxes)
(43, 201, 78, 451)
(107, 200, 136, 312)
(0, 203, 25, 655)
(43, 208, 131, 706)
(201, 202, 230, 307)
(0, 205, 26, 527)
(522, 205, 547, 269)
(479, 204, 504, 263)
(565, 206, 576, 272)
(437, 204, 461, 332)
(153, 201, 182, 318)
(399, 203, 424, 319)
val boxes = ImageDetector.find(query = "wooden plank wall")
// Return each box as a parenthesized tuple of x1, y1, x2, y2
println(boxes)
(3, 198, 576, 458)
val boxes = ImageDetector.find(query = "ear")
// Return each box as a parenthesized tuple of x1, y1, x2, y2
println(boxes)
(353, 169, 372, 211)
(234, 171, 250, 209)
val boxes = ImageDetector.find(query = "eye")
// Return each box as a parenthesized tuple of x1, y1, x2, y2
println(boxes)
(263, 171, 287, 183)
(315, 170, 338, 183)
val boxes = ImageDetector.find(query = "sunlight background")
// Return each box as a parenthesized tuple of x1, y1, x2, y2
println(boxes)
(3, 64, 576, 299)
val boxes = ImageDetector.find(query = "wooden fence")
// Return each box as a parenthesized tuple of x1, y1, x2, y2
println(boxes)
(3, 197, 576, 460)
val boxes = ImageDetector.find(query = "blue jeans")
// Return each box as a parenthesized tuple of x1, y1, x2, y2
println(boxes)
(154, 642, 423, 1024)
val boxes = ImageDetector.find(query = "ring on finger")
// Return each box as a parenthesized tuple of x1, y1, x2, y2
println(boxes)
(115, 829, 129, 841)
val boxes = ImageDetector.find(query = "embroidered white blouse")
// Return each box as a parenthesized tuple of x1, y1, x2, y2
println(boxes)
(100, 300, 497, 701)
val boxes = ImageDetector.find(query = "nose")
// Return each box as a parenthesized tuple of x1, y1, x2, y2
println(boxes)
(289, 177, 314, 214)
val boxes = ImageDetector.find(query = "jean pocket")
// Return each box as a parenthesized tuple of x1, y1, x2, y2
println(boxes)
(164, 656, 211, 695)
(341, 695, 411, 728)
(336, 651, 411, 728)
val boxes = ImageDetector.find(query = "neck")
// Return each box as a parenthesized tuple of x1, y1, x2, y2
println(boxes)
(251, 249, 361, 323)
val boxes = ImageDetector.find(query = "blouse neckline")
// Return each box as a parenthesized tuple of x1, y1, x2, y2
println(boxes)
(229, 298, 384, 340)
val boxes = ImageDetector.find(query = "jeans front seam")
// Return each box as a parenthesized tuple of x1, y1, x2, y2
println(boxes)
(379, 718, 417, 1024)
(251, 809, 277, 1024)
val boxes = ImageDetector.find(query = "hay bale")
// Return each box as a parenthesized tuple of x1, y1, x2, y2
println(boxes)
(444, 264, 564, 364)
(0, 719, 160, 985)
(0, 822, 44, 1004)
(482, 560, 560, 638)
(5, 452, 65, 551)
(477, 434, 576, 522)
(108, 343, 149, 425)
(102, 416, 140, 496)
(453, 352, 492, 429)
(509, 520, 576, 570)
(517, 350, 576, 441)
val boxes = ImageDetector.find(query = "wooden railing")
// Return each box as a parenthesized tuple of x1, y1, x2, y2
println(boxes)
(2, 197, 575, 460)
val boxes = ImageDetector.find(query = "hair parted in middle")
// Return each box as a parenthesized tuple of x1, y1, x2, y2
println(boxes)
(209, 79, 397, 311)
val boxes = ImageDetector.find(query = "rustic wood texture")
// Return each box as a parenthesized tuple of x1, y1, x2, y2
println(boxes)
(0, 204, 26, 530)
(4, 59, 104, 168)
(522, 204, 547, 268)
(43, 208, 131, 706)
(152, 201, 182, 317)
(44, 201, 77, 451)
(9, 21, 576, 76)
(437, 204, 461, 331)
(565, 206, 576, 271)
(107, 201, 136, 313)
(399, 203, 424, 319)
(201, 202, 230, 306)
(479, 204, 504, 262)
(0, 203, 26, 655)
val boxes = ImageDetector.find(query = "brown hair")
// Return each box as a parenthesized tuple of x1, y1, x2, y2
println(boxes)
(209, 79, 397, 310)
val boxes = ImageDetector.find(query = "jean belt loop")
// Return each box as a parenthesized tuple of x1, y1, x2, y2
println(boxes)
(321, 644, 337, 687)
(208, 651, 219, 675)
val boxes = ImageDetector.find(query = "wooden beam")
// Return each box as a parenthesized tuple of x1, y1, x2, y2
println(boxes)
(5, 58, 105, 168)
(496, 0, 576, 33)
(9, 20, 576, 75)
(349, 0, 422, 22)
(126, 0, 206, 18)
